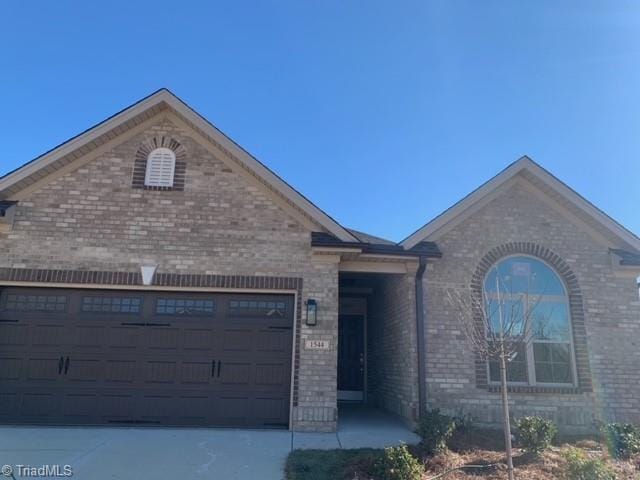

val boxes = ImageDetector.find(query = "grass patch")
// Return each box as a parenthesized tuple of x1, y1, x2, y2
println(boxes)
(285, 448, 383, 480)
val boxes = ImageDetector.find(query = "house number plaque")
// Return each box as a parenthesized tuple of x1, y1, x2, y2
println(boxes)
(304, 339, 331, 350)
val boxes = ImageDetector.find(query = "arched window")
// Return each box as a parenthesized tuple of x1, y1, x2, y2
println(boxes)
(144, 147, 176, 187)
(484, 255, 575, 386)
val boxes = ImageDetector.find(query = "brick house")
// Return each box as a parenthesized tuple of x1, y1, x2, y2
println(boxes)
(0, 89, 638, 433)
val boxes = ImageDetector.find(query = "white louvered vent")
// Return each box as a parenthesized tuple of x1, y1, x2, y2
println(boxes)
(144, 147, 176, 187)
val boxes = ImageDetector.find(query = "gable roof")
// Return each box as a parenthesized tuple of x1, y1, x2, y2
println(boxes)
(401, 156, 640, 252)
(0, 88, 358, 242)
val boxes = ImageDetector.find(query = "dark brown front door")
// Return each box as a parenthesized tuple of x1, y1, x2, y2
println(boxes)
(338, 315, 364, 400)
(0, 288, 293, 428)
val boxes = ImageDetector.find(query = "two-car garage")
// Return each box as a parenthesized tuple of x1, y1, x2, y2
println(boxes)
(0, 287, 294, 428)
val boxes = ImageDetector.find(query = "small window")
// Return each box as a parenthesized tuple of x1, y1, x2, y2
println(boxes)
(229, 299, 287, 317)
(5, 294, 67, 312)
(156, 298, 215, 316)
(144, 147, 176, 187)
(81, 296, 142, 314)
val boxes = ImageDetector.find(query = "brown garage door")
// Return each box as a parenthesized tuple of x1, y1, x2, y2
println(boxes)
(0, 287, 294, 428)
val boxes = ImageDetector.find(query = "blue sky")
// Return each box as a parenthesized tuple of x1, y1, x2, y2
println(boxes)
(2, 1, 639, 241)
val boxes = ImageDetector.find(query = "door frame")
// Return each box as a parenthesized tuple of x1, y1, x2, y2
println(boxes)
(0, 282, 299, 430)
(338, 296, 367, 402)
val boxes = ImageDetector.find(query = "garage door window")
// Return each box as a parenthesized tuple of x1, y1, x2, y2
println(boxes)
(229, 299, 286, 317)
(156, 298, 214, 315)
(81, 296, 142, 314)
(5, 294, 67, 312)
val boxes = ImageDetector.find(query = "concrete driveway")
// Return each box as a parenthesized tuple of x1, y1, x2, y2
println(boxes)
(0, 426, 292, 479)
(0, 408, 419, 479)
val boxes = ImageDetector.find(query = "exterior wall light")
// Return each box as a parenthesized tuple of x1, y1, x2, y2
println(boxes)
(305, 299, 318, 326)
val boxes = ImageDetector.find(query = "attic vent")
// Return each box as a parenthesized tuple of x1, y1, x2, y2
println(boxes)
(132, 137, 187, 191)
(145, 148, 176, 187)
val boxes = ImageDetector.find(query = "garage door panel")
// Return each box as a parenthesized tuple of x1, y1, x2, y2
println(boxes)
(0, 324, 28, 349)
(138, 394, 176, 423)
(146, 328, 181, 351)
(180, 360, 214, 385)
(108, 326, 140, 350)
(256, 329, 292, 353)
(31, 324, 66, 348)
(221, 329, 253, 352)
(100, 393, 136, 419)
(0, 288, 293, 428)
(182, 328, 218, 351)
(144, 360, 178, 385)
(0, 393, 18, 415)
(254, 396, 288, 426)
(218, 361, 251, 385)
(71, 325, 107, 350)
(215, 396, 249, 426)
(255, 363, 289, 387)
(175, 395, 213, 423)
(60, 392, 98, 419)
(65, 357, 104, 384)
(21, 392, 58, 417)
(27, 356, 63, 382)
(0, 357, 23, 381)
(105, 360, 137, 384)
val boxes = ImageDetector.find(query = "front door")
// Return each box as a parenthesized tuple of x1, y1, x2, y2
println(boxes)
(337, 314, 364, 401)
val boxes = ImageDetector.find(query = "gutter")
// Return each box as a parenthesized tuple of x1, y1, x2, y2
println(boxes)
(415, 256, 428, 417)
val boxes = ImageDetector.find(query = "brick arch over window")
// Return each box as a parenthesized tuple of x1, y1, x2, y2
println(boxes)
(132, 136, 187, 191)
(470, 242, 593, 393)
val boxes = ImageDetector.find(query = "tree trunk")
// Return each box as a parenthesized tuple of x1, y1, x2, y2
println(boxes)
(500, 354, 515, 480)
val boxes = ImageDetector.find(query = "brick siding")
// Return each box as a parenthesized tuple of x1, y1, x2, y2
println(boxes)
(423, 182, 640, 433)
(0, 116, 339, 431)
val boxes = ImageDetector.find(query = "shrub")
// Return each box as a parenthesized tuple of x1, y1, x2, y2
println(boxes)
(415, 409, 458, 454)
(602, 423, 640, 459)
(374, 444, 423, 480)
(515, 416, 557, 454)
(563, 447, 616, 480)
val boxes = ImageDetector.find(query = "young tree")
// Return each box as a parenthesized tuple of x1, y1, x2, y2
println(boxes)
(446, 264, 550, 480)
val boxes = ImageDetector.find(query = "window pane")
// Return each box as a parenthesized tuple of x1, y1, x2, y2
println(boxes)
(534, 342, 573, 384)
(155, 298, 214, 315)
(81, 296, 141, 314)
(532, 302, 570, 341)
(486, 299, 525, 337)
(485, 256, 565, 296)
(228, 298, 288, 318)
(488, 343, 527, 383)
(5, 294, 67, 312)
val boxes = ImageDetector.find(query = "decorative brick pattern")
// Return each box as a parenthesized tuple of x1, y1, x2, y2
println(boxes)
(469, 242, 593, 392)
(132, 135, 187, 191)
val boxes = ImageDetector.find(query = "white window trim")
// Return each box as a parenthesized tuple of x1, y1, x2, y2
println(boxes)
(144, 147, 176, 187)
(484, 254, 579, 388)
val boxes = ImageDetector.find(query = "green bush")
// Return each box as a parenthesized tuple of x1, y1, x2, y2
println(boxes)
(563, 447, 616, 480)
(415, 409, 458, 454)
(374, 444, 423, 480)
(515, 416, 557, 454)
(602, 423, 640, 459)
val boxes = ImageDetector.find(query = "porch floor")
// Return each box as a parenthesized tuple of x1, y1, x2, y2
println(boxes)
(292, 404, 420, 450)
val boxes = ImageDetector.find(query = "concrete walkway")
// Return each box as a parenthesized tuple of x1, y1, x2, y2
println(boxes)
(0, 407, 419, 480)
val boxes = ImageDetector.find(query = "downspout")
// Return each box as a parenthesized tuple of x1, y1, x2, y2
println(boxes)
(415, 256, 427, 418)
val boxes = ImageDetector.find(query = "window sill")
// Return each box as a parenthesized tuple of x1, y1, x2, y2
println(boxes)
(486, 385, 581, 395)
